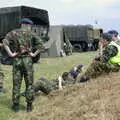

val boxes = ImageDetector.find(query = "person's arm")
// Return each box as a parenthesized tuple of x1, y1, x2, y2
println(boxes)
(29, 33, 45, 57)
(3, 43, 18, 57)
(29, 49, 40, 57)
(2, 31, 18, 58)
(2, 31, 18, 57)
(101, 45, 118, 62)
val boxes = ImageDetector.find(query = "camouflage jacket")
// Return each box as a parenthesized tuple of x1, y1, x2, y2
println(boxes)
(3, 28, 45, 56)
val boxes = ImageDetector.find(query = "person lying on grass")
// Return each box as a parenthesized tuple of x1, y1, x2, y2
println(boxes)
(21, 64, 84, 96)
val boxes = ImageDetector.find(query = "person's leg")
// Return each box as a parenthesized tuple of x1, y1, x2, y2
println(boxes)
(84, 61, 109, 78)
(77, 61, 110, 82)
(20, 78, 53, 97)
(12, 64, 23, 112)
(23, 57, 34, 112)
(33, 78, 53, 94)
(107, 63, 120, 72)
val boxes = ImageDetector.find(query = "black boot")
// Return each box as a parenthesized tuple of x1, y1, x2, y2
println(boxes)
(26, 103, 33, 112)
(11, 103, 19, 112)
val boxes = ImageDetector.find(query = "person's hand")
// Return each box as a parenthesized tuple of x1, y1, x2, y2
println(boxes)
(11, 52, 18, 57)
(29, 52, 36, 57)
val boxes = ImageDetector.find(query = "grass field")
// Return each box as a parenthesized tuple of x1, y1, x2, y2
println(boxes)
(2, 51, 120, 120)
(0, 52, 96, 120)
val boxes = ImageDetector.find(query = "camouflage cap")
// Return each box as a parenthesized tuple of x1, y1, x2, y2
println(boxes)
(21, 18, 33, 25)
(102, 33, 112, 41)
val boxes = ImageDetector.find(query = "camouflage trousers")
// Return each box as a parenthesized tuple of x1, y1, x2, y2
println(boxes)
(12, 56, 34, 104)
(84, 60, 120, 79)
(33, 78, 58, 95)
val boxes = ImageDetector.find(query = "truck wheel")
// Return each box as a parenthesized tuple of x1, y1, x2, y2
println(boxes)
(73, 44, 82, 52)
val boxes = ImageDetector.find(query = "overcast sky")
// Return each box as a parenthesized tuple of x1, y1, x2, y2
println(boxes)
(0, 0, 120, 32)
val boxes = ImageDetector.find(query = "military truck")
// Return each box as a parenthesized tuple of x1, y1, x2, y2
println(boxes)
(0, 5, 50, 64)
(63, 25, 103, 52)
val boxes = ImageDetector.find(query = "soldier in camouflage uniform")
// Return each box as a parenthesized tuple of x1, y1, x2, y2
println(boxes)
(32, 75, 75, 95)
(21, 73, 75, 95)
(20, 64, 84, 95)
(97, 30, 118, 56)
(3, 18, 44, 112)
(78, 33, 120, 82)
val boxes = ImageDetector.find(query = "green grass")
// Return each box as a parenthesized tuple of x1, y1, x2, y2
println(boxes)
(0, 52, 96, 120)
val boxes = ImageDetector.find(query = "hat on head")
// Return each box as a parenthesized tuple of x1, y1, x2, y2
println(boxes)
(102, 33, 112, 41)
(108, 30, 118, 37)
(21, 18, 33, 25)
